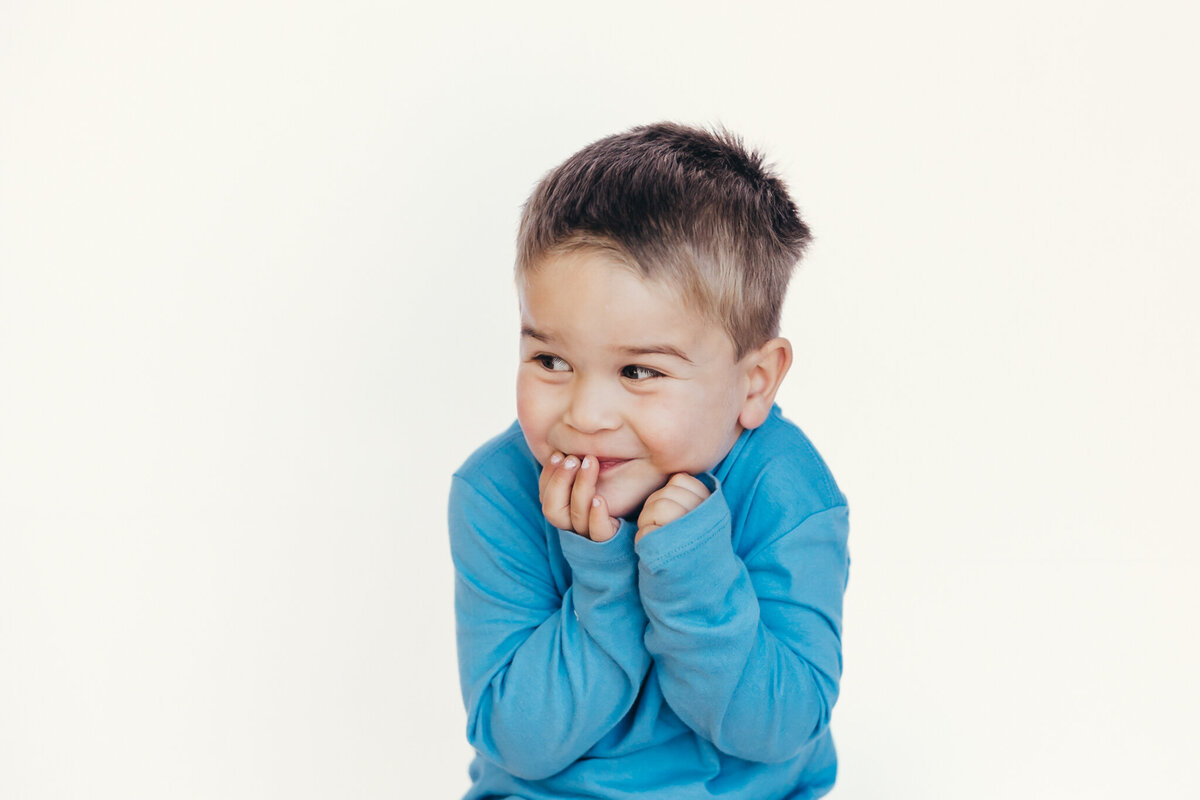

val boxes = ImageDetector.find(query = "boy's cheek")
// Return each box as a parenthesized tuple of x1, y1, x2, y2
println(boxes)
(516, 384, 558, 464)
(516, 417, 553, 468)
(521, 433, 551, 468)
(515, 401, 545, 465)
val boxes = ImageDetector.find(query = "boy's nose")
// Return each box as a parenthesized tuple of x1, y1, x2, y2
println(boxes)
(563, 378, 620, 434)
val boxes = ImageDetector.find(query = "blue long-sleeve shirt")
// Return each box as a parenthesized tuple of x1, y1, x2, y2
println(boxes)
(449, 406, 849, 799)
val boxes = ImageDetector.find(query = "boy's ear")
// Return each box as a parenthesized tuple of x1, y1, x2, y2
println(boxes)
(739, 337, 793, 430)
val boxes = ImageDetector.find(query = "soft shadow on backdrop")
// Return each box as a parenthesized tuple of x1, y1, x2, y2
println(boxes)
(2, 2, 1197, 797)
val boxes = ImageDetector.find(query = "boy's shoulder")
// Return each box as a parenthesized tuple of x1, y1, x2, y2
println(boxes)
(721, 405, 847, 528)
(450, 424, 558, 587)
(452, 421, 541, 515)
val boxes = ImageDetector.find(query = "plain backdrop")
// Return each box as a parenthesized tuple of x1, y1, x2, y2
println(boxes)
(2, 1, 1198, 797)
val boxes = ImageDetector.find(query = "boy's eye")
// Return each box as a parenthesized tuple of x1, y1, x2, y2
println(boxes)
(621, 364, 663, 381)
(535, 355, 570, 372)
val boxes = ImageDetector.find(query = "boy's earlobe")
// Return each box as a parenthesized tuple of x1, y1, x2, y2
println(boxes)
(738, 338, 793, 430)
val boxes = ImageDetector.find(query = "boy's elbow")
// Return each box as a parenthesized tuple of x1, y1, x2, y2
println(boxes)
(467, 715, 573, 781)
(478, 747, 571, 781)
(713, 670, 837, 763)
(715, 705, 832, 764)
(715, 723, 824, 764)
(490, 750, 567, 782)
(663, 694, 826, 764)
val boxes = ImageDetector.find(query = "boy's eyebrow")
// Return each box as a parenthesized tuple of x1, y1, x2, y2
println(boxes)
(521, 325, 552, 343)
(522, 325, 694, 364)
(617, 344, 694, 364)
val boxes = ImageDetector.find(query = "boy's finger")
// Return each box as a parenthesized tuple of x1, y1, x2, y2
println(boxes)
(665, 473, 710, 503)
(568, 456, 599, 535)
(538, 452, 565, 497)
(637, 496, 692, 533)
(634, 523, 659, 543)
(588, 495, 619, 543)
(646, 482, 707, 516)
(542, 455, 580, 531)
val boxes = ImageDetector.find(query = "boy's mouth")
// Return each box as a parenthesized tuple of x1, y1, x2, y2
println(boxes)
(596, 458, 631, 474)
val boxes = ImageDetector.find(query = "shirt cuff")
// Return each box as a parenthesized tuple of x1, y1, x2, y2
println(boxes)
(634, 473, 732, 573)
(558, 518, 639, 567)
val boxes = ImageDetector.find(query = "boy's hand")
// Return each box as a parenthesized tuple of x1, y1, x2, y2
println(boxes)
(539, 452, 620, 542)
(635, 473, 710, 542)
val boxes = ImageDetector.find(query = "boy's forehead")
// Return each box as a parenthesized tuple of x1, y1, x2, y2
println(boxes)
(520, 250, 694, 320)
(520, 267, 698, 343)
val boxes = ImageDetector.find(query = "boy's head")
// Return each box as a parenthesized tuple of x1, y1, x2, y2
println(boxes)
(515, 122, 811, 360)
(514, 123, 812, 517)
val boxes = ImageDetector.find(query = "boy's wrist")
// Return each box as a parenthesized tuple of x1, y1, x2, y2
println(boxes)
(558, 518, 639, 566)
(634, 475, 729, 571)
(634, 473, 712, 542)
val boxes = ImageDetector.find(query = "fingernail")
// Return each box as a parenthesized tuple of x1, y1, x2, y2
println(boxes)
(564, 456, 578, 469)
(592, 497, 600, 507)
(550, 453, 562, 465)
(580, 456, 591, 470)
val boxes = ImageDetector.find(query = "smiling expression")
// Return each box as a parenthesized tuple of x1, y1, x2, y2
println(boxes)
(516, 248, 754, 518)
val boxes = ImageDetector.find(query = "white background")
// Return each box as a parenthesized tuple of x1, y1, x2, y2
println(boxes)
(2, 1, 1197, 797)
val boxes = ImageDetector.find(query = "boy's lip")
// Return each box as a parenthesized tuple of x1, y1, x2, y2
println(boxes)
(596, 458, 631, 474)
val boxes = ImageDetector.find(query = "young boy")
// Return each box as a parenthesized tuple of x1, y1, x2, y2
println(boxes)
(448, 123, 850, 799)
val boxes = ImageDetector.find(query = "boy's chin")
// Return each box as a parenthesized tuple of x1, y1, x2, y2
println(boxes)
(597, 470, 674, 521)
(614, 503, 645, 523)
(600, 485, 658, 522)
(594, 489, 639, 522)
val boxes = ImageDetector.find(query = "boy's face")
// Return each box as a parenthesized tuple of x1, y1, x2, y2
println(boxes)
(517, 249, 752, 519)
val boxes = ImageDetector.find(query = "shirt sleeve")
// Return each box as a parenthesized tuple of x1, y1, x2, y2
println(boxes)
(449, 474, 651, 780)
(635, 477, 849, 763)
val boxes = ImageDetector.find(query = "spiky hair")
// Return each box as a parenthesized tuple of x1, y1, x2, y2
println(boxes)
(516, 122, 812, 358)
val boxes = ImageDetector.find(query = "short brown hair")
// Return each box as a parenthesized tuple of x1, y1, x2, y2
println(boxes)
(516, 122, 812, 358)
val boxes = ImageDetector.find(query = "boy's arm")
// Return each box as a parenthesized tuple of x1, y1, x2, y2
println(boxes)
(635, 476, 849, 763)
(449, 474, 650, 781)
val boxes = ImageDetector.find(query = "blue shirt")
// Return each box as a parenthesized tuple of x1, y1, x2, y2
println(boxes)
(449, 406, 849, 799)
